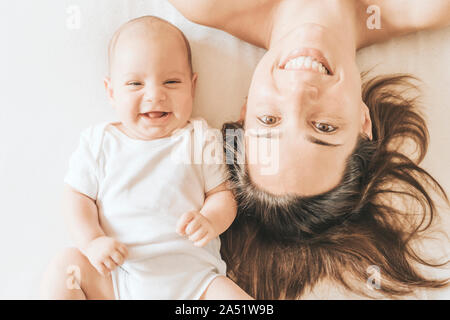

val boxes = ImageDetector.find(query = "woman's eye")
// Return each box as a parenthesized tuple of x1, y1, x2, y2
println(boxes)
(258, 115, 279, 125)
(313, 122, 337, 133)
(128, 82, 142, 86)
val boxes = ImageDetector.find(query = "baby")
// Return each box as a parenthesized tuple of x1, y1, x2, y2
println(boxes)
(41, 16, 252, 300)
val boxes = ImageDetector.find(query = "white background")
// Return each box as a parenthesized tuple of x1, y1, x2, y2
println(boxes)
(0, 1, 448, 299)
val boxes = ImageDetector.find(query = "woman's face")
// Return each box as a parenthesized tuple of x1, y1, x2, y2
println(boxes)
(244, 24, 372, 196)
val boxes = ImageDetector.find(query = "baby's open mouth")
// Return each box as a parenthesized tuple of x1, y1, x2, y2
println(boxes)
(141, 111, 170, 119)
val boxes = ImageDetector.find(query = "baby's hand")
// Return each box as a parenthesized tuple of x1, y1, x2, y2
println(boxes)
(176, 211, 215, 247)
(81, 236, 128, 277)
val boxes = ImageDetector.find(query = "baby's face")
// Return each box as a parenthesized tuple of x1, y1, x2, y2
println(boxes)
(105, 24, 196, 140)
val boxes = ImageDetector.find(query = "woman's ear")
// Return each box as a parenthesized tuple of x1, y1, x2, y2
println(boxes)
(239, 102, 247, 122)
(361, 102, 373, 140)
(191, 73, 198, 98)
(104, 77, 115, 104)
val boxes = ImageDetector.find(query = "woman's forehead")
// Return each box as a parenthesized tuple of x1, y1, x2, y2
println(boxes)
(245, 135, 350, 196)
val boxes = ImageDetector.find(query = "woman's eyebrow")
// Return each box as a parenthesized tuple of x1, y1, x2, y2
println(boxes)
(306, 134, 342, 147)
(246, 131, 341, 147)
(246, 130, 282, 139)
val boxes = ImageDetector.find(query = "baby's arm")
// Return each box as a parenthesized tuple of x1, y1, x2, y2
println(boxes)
(176, 182, 237, 247)
(63, 185, 105, 248)
(63, 185, 128, 275)
(200, 182, 237, 237)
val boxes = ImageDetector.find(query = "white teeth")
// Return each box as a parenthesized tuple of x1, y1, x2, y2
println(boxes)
(282, 55, 329, 74)
(285, 60, 295, 69)
(304, 56, 312, 68)
(319, 65, 325, 73)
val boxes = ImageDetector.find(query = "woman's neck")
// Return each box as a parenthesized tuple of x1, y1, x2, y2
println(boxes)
(268, 0, 358, 53)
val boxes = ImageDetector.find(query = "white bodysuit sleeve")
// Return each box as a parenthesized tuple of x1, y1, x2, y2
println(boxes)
(64, 126, 102, 200)
(200, 121, 228, 193)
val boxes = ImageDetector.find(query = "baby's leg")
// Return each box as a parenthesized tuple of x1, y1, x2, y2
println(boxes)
(200, 276, 254, 300)
(40, 247, 115, 300)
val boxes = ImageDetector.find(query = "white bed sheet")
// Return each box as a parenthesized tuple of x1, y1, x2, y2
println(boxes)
(0, 0, 448, 299)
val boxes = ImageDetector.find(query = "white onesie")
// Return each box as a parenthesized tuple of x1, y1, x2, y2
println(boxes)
(64, 118, 227, 299)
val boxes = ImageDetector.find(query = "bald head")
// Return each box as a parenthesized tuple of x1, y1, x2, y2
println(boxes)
(107, 16, 192, 76)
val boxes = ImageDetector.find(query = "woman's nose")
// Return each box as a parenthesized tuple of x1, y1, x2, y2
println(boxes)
(276, 81, 320, 117)
(143, 85, 166, 102)
(275, 69, 321, 102)
(291, 83, 319, 102)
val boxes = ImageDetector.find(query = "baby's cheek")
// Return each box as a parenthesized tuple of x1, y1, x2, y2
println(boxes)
(177, 95, 194, 117)
(118, 96, 141, 116)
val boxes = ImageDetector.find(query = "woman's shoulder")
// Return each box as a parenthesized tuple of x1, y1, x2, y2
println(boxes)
(301, 277, 432, 300)
(356, 0, 450, 48)
(301, 224, 450, 300)
(168, 0, 276, 48)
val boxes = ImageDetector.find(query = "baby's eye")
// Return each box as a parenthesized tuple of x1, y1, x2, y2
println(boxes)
(313, 121, 337, 133)
(128, 81, 143, 86)
(258, 115, 279, 126)
(164, 80, 181, 85)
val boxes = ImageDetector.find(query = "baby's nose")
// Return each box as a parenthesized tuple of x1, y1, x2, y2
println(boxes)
(144, 85, 166, 102)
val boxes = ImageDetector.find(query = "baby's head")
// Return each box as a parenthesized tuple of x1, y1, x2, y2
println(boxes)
(104, 16, 197, 140)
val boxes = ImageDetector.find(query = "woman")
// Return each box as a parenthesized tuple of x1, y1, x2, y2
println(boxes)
(169, 0, 450, 299)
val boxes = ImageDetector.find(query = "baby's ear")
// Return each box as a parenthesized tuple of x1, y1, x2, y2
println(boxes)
(191, 73, 198, 97)
(103, 77, 114, 103)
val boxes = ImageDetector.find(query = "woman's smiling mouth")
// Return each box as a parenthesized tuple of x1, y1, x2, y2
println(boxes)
(279, 48, 333, 75)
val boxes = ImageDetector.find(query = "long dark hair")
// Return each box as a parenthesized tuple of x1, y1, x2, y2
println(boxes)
(220, 74, 449, 299)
